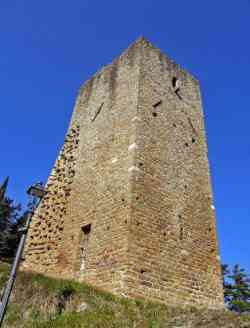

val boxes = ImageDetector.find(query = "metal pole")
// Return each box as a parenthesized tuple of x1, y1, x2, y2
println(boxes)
(0, 199, 40, 326)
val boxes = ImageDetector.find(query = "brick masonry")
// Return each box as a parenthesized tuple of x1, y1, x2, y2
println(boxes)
(22, 37, 224, 308)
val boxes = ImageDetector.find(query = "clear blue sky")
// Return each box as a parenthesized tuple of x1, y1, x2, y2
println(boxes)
(0, 1, 249, 272)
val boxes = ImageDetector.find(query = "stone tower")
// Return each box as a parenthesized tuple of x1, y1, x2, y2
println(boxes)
(23, 37, 224, 308)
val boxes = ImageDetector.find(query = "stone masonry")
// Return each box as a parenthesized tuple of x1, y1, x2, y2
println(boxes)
(23, 37, 224, 308)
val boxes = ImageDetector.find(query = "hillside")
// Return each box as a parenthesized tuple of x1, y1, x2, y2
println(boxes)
(0, 263, 250, 327)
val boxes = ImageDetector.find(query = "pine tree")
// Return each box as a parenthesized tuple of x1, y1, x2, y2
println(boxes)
(0, 176, 9, 202)
(0, 177, 21, 261)
(222, 264, 250, 313)
(229, 265, 250, 313)
(221, 264, 233, 306)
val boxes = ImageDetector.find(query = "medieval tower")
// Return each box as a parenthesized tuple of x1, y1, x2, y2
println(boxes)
(23, 37, 224, 308)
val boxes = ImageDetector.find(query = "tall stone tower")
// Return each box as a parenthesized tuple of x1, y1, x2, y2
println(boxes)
(23, 37, 224, 308)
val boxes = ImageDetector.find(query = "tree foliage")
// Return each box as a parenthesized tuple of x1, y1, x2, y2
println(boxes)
(0, 178, 22, 261)
(222, 263, 250, 313)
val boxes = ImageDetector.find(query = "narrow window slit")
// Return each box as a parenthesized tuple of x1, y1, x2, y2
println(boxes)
(180, 226, 184, 240)
(91, 102, 104, 122)
(79, 223, 92, 277)
(153, 100, 162, 108)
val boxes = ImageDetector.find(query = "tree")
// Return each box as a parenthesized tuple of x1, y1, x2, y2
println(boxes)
(222, 264, 232, 305)
(0, 177, 21, 261)
(222, 263, 250, 313)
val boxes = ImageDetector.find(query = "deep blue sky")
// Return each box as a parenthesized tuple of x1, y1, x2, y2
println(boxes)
(0, 1, 249, 272)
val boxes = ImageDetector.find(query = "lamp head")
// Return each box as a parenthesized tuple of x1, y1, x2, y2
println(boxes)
(27, 182, 46, 199)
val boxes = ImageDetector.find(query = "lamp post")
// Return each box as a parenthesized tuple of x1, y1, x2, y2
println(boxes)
(0, 182, 46, 327)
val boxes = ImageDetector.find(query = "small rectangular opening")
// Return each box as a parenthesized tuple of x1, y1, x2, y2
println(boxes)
(82, 223, 91, 235)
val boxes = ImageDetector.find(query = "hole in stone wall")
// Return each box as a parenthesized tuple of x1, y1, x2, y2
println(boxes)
(192, 138, 196, 143)
(107, 226, 110, 230)
(124, 220, 127, 224)
(185, 142, 189, 147)
(121, 198, 125, 202)
(136, 196, 139, 200)
(152, 112, 157, 117)
(139, 163, 143, 167)
(140, 269, 146, 274)
(172, 77, 182, 100)
(82, 224, 91, 235)
(173, 123, 177, 128)
(172, 77, 178, 89)
(184, 185, 187, 190)
(180, 226, 184, 240)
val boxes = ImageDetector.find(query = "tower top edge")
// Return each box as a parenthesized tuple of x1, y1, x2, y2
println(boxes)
(78, 36, 199, 97)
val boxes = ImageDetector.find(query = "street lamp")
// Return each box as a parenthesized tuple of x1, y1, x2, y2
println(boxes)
(0, 182, 46, 327)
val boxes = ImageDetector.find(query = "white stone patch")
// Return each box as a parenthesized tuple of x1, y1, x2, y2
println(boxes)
(128, 166, 140, 173)
(132, 116, 140, 122)
(128, 143, 138, 151)
(216, 255, 221, 261)
(181, 250, 189, 256)
(111, 157, 118, 164)
(211, 204, 215, 210)
(77, 302, 88, 313)
(80, 261, 85, 272)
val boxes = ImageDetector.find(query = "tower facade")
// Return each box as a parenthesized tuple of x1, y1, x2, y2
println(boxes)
(23, 38, 224, 308)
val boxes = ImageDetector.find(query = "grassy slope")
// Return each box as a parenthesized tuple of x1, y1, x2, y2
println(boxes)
(0, 263, 250, 328)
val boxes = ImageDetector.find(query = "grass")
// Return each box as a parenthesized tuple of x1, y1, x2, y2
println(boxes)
(0, 262, 250, 327)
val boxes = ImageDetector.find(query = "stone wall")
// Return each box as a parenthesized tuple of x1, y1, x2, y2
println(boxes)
(23, 124, 80, 274)
(125, 40, 224, 308)
(23, 37, 224, 308)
